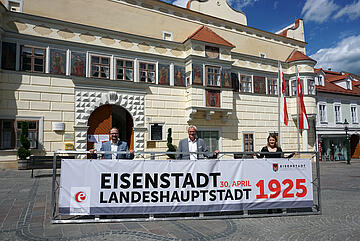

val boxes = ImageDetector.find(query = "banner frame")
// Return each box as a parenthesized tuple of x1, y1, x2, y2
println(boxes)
(50, 150, 321, 224)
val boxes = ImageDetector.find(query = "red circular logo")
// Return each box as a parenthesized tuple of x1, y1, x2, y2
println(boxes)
(74, 191, 87, 203)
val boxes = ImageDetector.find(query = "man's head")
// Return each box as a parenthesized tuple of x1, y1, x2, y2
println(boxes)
(187, 125, 197, 141)
(110, 127, 119, 143)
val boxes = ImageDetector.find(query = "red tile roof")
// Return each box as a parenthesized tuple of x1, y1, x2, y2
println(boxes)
(185, 25, 235, 48)
(316, 69, 360, 96)
(285, 49, 315, 63)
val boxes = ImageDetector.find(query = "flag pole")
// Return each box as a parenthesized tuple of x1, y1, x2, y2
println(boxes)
(278, 61, 281, 146)
(296, 65, 300, 153)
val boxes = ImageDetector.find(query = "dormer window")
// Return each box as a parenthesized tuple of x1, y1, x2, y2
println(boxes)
(318, 75, 324, 86)
(346, 79, 351, 89)
(6, 0, 22, 12)
(205, 46, 219, 59)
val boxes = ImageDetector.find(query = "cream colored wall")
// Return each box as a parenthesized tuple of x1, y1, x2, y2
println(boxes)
(145, 86, 187, 153)
(0, 72, 75, 168)
(188, 0, 247, 25)
(9, 0, 304, 63)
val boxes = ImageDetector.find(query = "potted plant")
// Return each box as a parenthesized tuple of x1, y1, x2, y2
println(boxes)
(166, 128, 177, 159)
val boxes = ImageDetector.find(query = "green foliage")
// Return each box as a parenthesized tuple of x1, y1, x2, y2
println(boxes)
(17, 122, 31, 160)
(166, 128, 177, 159)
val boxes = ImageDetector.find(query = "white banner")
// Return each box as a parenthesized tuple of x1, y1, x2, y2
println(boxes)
(59, 158, 313, 215)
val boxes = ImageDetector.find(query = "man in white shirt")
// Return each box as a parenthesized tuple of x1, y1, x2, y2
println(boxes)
(176, 125, 219, 160)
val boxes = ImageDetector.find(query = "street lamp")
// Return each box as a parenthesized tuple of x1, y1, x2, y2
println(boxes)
(344, 119, 350, 165)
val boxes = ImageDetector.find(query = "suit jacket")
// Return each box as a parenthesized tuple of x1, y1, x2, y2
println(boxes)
(100, 140, 130, 159)
(176, 138, 213, 160)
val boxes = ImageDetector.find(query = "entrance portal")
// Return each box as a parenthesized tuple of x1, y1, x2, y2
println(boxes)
(87, 104, 133, 150)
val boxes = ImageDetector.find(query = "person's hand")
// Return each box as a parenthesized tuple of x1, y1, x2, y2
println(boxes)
(214, 150, 220, 156)
(89, 149, 95, 154)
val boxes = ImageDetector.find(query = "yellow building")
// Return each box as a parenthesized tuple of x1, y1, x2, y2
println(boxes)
(0, 0, 317, 168)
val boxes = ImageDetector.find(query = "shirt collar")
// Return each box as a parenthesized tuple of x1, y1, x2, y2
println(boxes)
(188, 138, 197, 143)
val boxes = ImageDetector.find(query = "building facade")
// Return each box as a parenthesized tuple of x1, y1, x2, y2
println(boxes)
(315, 69, 360, 161)
(0, 0, 317, 168)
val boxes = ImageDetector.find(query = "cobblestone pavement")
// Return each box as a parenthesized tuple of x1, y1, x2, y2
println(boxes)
(0, 160, 359, 241)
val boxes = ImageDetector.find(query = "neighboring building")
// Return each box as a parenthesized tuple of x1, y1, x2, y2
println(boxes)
(315, 69, 360, 161)
(0, 0, 317, 168)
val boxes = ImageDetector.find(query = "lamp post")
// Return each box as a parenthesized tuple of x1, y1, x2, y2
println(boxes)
(344, 119, 350, 165)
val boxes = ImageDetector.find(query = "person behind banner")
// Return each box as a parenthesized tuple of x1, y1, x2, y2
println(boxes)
(177, 125, 219, 160)
(90, 127, 134, 159)
(256, 133, 295, 159)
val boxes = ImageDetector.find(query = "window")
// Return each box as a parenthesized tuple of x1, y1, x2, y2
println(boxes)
(139, 62, 156, 83)
(308, 79, 315, 95)
(162, 31, 173, 41)
(243, 133, 254, 152)
(351, 105, 358, 123)
(240, 74, 252, 93)
(90, 55, 110, 79)
(334, 104, 341, 123)
(205, 46, 219, 59)
(21, 46, 45, 73)
(0, 119, 39, 150)
(268, 78, 278, 95)
(197, 130, 219, 152)
(149, 123, 164, 141)
(346, 79, 351, 89)
(7, 0, 22, 12)
(206, 66, 221, 86)
(291, 79, 303, 96)
(2, 42, 16, 70)
(317, 75, 324, 86)
(231, 73, 239, 92)
(259, 53, 266, 58)
(319, 103, 327, 123)
(116, 59, 133, 81)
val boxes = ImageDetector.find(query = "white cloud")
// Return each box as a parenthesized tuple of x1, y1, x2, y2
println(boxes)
(172, 0, 188, 8)
(228, 0, 259, 10)
(301, 0, 339, 23)
(310, 35, 360, 75)
(333, 0, 360, 20)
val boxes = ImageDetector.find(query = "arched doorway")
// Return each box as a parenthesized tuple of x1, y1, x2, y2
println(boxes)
(87, 104, 134, 150)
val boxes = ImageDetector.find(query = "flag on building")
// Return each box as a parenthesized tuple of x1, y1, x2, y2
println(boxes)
(297, 67, 309, 130)
(278, 62, 288, 126)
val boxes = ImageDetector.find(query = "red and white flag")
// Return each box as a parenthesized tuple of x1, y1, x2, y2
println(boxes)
(297, 67, 309, 130)
(278, 62, 288, 126)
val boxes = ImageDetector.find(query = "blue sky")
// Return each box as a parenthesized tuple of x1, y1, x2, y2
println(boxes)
(161, 0, 360, 75)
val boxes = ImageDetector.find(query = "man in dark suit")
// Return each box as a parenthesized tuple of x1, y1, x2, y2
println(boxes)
(90, 127, 133, 159)
(177, 125, 219, 160)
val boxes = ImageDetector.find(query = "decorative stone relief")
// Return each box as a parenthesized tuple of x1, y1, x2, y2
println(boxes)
(74, 89, 145, 152)
(138, 42, 151, 51)
(58, 29, 75, 39)
(100, 36, 115, 45)
(33, 25, 52, 36)
(79, 32, 96, 42)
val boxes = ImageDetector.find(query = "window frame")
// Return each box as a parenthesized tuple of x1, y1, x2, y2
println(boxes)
(267, 78, 278, 95)
(90, 54, 110, 79)
(243, 132, 254, 152)
(240, 74, 252, 93)
(0, 117, 43, 150)
(350, 104, 358, 124)
(334, 103, 342, 124)
(115, 58, 134, 81)
(308, 79, 316, 95)
(20, 45, 46, 73)
(139, 61, 156, 83)
(149, 123, 165, 141)
(197, 128, 221, 153)
(205, 65, 221, 87)
(318, 102, 327, 123)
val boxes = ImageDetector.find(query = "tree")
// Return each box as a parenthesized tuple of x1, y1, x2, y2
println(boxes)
(17, 122, 31, 160)
(166, 128, 177, 159)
